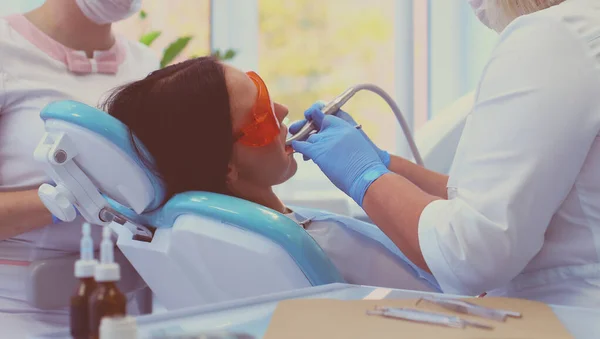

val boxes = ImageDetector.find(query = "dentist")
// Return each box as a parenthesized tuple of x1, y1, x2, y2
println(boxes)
(0, 0, 157, 336)
(291, 0, 600, 307)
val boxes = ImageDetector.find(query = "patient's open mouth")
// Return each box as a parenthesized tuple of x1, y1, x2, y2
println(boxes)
(285, 145, 294, 155)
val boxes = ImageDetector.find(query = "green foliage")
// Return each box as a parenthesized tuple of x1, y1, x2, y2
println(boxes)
(160, 36, 193, 68)
(139, 31, 161, 46)
(212, 49, 237, 61)
(258, 0, 395, 143)
(138, 10, 237, 68)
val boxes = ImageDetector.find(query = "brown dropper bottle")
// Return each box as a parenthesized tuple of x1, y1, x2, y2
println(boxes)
(89, 226, 126, 339)
(70, 223, 98, 339)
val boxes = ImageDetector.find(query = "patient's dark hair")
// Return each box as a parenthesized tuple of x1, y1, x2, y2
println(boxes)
(101, 57, 233, 202)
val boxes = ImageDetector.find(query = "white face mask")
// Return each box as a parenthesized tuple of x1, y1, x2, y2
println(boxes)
(469, 0, 565, 32)
(467, 0, 492, 29)
(75, 0, 142, 25)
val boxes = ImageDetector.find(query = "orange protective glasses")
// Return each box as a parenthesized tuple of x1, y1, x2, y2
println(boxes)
(233, 71, 281, 147)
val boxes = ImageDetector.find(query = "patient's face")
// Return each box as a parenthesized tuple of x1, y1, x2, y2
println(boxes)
(224, 66, 297, 189)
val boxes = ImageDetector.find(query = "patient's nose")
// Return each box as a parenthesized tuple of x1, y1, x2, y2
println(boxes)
(274, 102, 288, 122)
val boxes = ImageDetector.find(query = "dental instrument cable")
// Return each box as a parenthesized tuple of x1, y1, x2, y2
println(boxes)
(286, 84, 424, 166)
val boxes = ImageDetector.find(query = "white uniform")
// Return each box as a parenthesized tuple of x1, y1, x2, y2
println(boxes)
(0, 14, 158, 337)
(419, 0, 600, 307)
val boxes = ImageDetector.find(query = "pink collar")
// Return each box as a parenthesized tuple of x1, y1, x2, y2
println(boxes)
(5, 14, 125, 74)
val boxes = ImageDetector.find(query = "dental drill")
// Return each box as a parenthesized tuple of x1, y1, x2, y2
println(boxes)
(285, 84, 424, 166)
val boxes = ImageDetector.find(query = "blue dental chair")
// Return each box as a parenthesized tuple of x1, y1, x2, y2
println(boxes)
(33, 100, 344, 311)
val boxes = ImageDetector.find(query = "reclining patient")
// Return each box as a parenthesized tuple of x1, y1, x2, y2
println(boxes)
(102, 56, 439, 292)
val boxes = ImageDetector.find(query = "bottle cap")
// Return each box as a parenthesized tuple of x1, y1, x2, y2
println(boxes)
(100, 316, 137, 339)
(94, 262, 120, 282)
(75, 259, 97, 278)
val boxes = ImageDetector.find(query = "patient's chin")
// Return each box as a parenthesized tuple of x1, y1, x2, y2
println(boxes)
(286, 158, 298, 179)
(275, 157, 298, 185)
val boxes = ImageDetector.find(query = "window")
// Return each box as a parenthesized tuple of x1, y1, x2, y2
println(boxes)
(427, 0, 498, 121)
(114, 0, 211, 67)
(258, 0, 398, 152)
(255, 0, 498, 152)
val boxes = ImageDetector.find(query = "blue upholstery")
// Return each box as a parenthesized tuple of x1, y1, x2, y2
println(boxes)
(40, 100, 345, 286)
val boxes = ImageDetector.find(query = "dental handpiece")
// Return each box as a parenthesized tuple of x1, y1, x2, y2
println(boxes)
(284, 83, 424, 166)
(285, 88, 357, 146)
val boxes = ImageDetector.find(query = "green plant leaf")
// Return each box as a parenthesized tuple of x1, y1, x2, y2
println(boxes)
(160, 36, 193, 68)
(139, 10, 147, 19)
(223, 49, 237, 60)
(139, 31, 161, 46)
(212, 49, 237, 61)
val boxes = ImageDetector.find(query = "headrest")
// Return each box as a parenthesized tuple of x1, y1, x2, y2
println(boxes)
(40, 100, 166, 213)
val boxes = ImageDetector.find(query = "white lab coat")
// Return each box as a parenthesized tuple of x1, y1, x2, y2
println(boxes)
(418, 0, 600, 307)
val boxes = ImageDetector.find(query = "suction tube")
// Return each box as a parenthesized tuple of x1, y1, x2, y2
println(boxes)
(285, 84, 423, 166)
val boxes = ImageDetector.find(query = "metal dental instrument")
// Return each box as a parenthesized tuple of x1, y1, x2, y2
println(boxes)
(416, 296, 522, 322)
(285, 88, 355, 146)
(285, 84, 424, 166)
(366, 306, 494, 330)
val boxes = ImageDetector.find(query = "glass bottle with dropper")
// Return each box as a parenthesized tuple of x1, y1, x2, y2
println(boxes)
(89, 226, 126, 339)
(70, 222, 98, 339)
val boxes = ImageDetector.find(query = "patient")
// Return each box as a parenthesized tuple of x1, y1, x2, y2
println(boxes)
(102, 57, 438, 291)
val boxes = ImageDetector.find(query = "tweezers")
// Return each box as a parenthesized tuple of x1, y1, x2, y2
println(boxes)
(367, 306, 494, 330)
(416, 295, 522, 322)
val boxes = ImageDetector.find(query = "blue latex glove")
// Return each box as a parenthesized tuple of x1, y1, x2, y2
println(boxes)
(289, 102, 391, 167)
(291, 109, 390, 206)
(52, 215, 61, 224)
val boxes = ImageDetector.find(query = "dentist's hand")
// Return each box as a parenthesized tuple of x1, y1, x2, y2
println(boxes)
(291, 109, 390, 206)
(289, 102, 391, 167)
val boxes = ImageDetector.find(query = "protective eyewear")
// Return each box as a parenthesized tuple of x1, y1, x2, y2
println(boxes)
(233, 71, 281, 147)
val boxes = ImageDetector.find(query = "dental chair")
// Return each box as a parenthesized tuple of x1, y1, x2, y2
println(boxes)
(31, 100, 344, 312)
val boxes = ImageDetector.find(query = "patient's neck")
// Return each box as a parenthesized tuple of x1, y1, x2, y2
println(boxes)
(231, 185, 287, 214)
